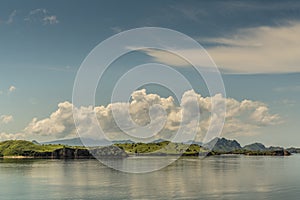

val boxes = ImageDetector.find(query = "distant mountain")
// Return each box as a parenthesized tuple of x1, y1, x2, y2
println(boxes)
(243, 143, 266, 151)
(112, 140, 135, 144)
(184, 140, 203, 146)
(149, 139, 202, 145)
(39, 137, 298, 155)
(151, 139, 169, 143)
(267, 146, 284, 151)
(42, 137, 111, 147)
(204, 138, 242, 152)
(286, 147, 300, 154)
(31, 140, 40, 145)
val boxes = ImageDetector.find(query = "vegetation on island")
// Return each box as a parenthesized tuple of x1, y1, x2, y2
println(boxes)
(115, 139, 291, 156)
(115, 141, 208, 156)
(0, 140, 66, 157)
(0, 137, 295, 158)
(0, 140, 127, 158)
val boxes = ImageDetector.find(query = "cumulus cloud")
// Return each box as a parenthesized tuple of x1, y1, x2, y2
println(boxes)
(0, 115, 13, 124)
(25, 8, 59, 25)
(23, 89, 280, 142)
(0, 132, 25, 141)
(24, 101, 76, 138)
(43, 15, 59, 25)
(8, 85, 16, 93)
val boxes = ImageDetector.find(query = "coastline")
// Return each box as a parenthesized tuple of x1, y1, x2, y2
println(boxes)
(0, 139, 295, 160)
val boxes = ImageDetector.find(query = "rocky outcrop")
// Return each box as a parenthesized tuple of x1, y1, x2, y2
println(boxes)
(33, 151, 53, 158)
(204, 138, 242, 153)
(74, 149, 93, 159)
(31, 147, 128, 159)
(52, 148, 75, 159)
(90, 146, 128, 158)
(244, 149, 291, 156)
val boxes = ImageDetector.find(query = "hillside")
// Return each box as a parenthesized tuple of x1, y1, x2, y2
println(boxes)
(115, 141, 208, 156)
(204, 138, 242, 152)
(0, 140, 127, 158)
(0, 138, 293, 158)
(243, 143, 266, 151)
(0, 140, 64, 157)
(286, 147, 300, 153)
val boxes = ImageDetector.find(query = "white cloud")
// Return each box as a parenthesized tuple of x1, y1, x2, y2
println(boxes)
(202, 21, 300, 73)
(24, 101, 76, 139)
(139, 49, 192, 67)
(139, 21, 300, 73)
(0, 115, 13, 124)
(6, 10, 17, 24)
(171, 5, 207, 21)
(111, 26, 123, 33)
(43, 15, 59, 25)
(128, 47, 216, 69)
(8, 85, 16, 93)
(23, 89, 280, 142)
(25, 8, 59, 25)
(0, 132, 25, 141)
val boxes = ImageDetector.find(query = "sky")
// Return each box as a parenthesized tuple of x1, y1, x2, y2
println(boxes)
(1, 0, 300, 147)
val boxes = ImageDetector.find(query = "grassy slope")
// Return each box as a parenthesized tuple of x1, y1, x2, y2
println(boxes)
(115, 141, 208, 155)
(0, 140, 289, 157)
(0, 140, 67, 156)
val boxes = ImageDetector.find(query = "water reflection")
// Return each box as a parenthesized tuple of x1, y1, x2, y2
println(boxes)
(0, 155, 300, 199)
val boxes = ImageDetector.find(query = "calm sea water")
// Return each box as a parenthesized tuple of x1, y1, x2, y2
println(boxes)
(1, 155, 300, 200)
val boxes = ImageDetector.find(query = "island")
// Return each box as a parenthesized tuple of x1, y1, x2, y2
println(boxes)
(0, 140, 128, 159)
(0, 137, 295, 159)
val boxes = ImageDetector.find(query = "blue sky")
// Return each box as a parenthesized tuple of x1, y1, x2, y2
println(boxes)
(1, 0, 300, 147)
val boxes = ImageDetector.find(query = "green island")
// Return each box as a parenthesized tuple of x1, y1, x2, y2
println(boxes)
(0, 140, 127, 159)
(0, 137, 296, 159)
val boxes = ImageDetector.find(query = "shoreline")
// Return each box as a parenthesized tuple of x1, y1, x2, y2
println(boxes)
(1, 152, 295, 160)
(3, 156, 35, 159)
(0, 139, 295, 159)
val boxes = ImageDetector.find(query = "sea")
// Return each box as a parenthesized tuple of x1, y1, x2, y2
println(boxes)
(1, 155, 300, 200)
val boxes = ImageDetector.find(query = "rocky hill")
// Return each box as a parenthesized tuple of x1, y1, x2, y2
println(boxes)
(204, 138, 242, 152)
(0, 138, 294, 158)
(243, 143, 266, 151)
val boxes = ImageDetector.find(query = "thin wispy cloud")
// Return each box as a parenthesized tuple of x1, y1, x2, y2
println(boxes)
(30, 66, 76, 72)
(43, 15, 59, 25)
(273, 85, 300, 92)
(0, 10, 17, 24)
(126, 46, 216, 70)
(200, 21, 300, 73)
(25, 8, 59, 25)
(6, 10, 16, 24)
(111, 26, 123, 33)
(170, 5, 207, 21)
(0, 115, 13, 124)
(138, 21, 300, 73)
